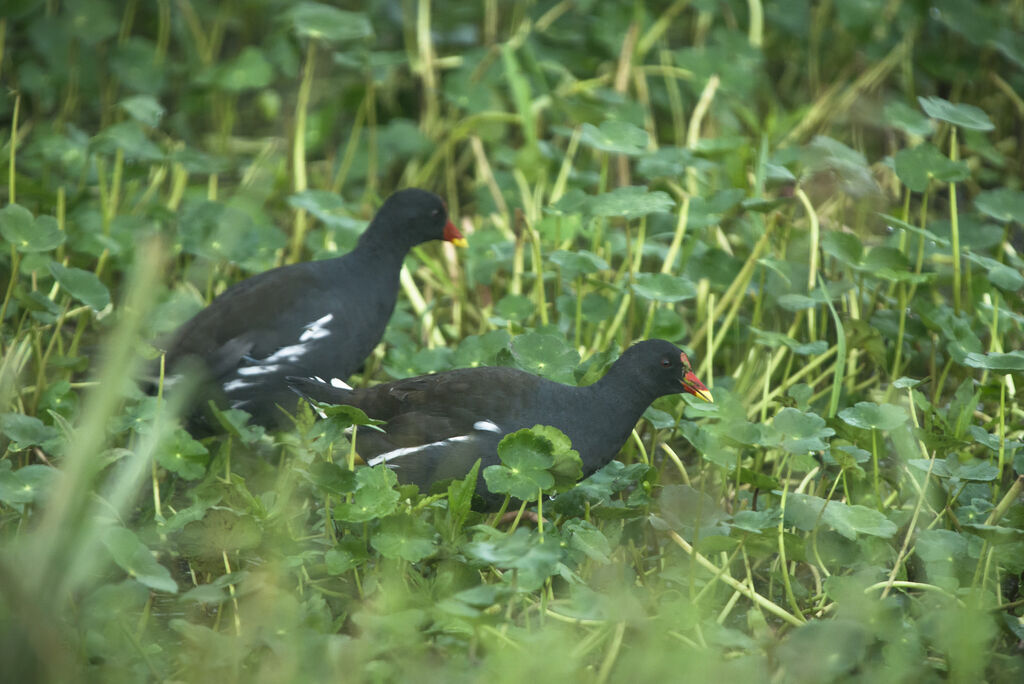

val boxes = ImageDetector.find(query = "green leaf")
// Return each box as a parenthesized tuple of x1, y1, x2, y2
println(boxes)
(509, 332, 580, 383)
(907, 458, 952, 478)
(453, 330, 511, 368)
(289, 3, 373, 43)
(325, 537, 369, 574)
(287, 190, 357, 230)
(334, 465, 399, 522)
(654, 484, 731, 538)
(118, 95, 165, 127)
(631, 272, 697, 303)
(588, 186, 675, 219)
(1, 413, 60, 448)
(494, 293, 535, 323)
(484, 430, 556, 501)
(918, 96, 995, 131)
(210, 406, 266, 444)
(637, 146, 696, 178)
(463, 527, 562, 591)
(580, 292, 615, 323)
(643, 406, 676, 430)
(750, 328, 828, 356)
(827, 445, 870, 472)
(915, 528, 969, 580)
(0, 205, 65, 252)
(371, 514, 438, 562)
(962, 523, 1024, 545)
(838, 401, 909, 430)
(317, 403, 385, 427)
(304, 461, 357, 496)
(777, 620, 870, 681)
(447, 459, 481, 528)
(217, 47, 274, 92)
(0, 462, 59, 506)
(103, 527, 178, 593)
(803, 136, 877, 197)
(883, 99, 934, 137)
(964, 252, 1024, 292)
(577, 120, 649, 155)
(892, 143, 970, 192)
(860, 245, 907, 270)
(820, 230, 863, 266)
(782, 492, 898, 540)
(957, 461, 1000, 482)
(909, 456, 1000, 482)
(777, 293, 817, 311)
(554, 460, 651, 511)
(177, 509, 262, 561)
(538, 426, 583, 492)
(731, 509, 781, 532)
(483, 425, 581, 501)
(962, 351, 1024, 373)
(988, 264, 1023, 292)
(92, 121, 165, 161)
(154, 428, 209, 480)
(549, 250, 609, 277)
(773, 408, 834, 453)
(975, 188, 1024, 224)
(879, 213, 949, 247)
(48, 262, 111, 311)
(563, 519, 611, 563)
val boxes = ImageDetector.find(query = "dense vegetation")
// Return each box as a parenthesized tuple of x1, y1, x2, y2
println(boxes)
(2, 0, 1024, 680)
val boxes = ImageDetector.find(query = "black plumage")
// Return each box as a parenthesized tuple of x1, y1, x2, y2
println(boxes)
(158, 188, 465, 430)
(289, 339, 712, 505)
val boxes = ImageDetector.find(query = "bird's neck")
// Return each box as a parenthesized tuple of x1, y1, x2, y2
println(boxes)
(582, 367, 659, 426)
(346, 234, 411, 272)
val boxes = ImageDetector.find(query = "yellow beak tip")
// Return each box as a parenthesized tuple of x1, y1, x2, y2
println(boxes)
(451, 238, 468, 248)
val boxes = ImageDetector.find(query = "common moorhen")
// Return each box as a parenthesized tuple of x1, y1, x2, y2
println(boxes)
(159, 188, 466, 430)
(288, 339, 712, 504)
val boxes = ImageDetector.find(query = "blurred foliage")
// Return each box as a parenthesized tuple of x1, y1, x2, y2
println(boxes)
(2, 0, 1024, 681)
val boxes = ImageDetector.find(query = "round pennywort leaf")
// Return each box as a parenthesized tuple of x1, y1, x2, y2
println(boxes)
(918, 96, 994, 131)
(838, 401, 909, 430)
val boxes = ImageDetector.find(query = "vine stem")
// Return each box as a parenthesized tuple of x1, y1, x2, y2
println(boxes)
(665, 529, 805, 627)
(289, 40, 316, 264)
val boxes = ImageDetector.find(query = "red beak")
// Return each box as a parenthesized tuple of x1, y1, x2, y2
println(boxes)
(679, 352, 713, 402)
(443, 219, 467, 247)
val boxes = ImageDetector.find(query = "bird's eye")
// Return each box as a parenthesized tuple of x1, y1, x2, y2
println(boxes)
(431, 208, 441, 216)
(660, 358, 671, 368)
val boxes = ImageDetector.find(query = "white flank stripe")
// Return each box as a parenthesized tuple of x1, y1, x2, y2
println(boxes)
(299, 313, 334, 342)
(367, 435, 474, 467)
(222, 379, 252, 392)
(330, 377, 352, 389)
(266, 342, 308, 363)
(473, 420, 502, 433)
(237, 363, 280, 377)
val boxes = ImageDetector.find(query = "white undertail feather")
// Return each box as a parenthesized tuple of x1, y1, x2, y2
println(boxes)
(473, 420, 502, 433)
